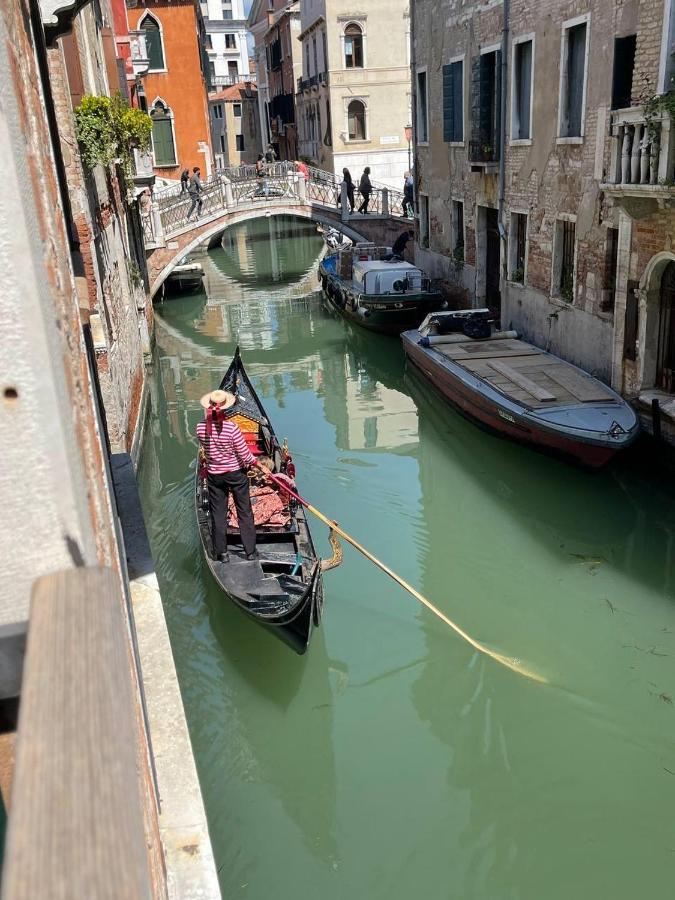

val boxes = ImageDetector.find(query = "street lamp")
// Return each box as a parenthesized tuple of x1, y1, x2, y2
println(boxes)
(404, 124, 412, 174)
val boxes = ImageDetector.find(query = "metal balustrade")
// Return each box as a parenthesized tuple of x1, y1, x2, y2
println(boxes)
(153, 163, 410, 239)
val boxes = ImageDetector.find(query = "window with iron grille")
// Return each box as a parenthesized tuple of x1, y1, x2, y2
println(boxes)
(602, 227, 619, 312)
(554, 219, 576, 300)
(509, 213, 527, 282)
(452, 201, 464, 261)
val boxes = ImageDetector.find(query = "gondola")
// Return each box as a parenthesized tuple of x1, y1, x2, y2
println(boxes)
(195, 348, 325, 654)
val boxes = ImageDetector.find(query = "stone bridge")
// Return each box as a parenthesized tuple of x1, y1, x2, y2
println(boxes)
(143, 164, 412, 295)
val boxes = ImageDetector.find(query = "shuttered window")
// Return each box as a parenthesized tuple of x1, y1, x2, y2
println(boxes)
(443, 61, 463, 142)
(560, 22, 587, 137)
(513, 40, 532, 140)
(470, 50, 501, 161)
(141, 16, 164, 71)
(150, 103, 176, 166)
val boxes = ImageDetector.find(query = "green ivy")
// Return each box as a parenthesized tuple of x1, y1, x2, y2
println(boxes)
(644, 91, 675, 142)
(74, 92, 152, 182)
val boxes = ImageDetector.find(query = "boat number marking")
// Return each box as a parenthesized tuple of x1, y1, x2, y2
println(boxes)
(498, 409, 516, 424)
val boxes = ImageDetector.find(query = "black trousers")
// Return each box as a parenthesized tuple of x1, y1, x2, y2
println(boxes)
(208, 469, 256, 557)
(358, 192, 370, 213)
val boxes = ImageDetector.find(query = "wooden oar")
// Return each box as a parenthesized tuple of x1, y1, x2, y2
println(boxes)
(260, 465, 546, 684)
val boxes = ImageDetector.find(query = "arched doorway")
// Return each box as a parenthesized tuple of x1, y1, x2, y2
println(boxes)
(656, 261, 675, 392)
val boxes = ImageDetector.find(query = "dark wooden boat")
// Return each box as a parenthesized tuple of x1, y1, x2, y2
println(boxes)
(319, 246, 442, 335)
(402, 310, 640, 468)
(195, 349, 324, 653)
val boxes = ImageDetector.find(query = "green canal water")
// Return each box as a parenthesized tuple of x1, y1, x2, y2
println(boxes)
(139, 216, 675, 900)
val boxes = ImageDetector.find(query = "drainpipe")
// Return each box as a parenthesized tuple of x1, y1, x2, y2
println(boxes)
(498, 0, 509, 309)
(409, 2, 417, 249)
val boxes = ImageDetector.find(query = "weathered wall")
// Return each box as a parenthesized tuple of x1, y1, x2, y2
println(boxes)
(412, 0, 672, 390)
(49, 16, 151, 453)
(128, 0, 212, 179)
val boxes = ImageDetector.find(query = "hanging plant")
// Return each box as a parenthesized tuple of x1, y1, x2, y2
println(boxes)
(74, 93, 152, 180)
(643, 91, 675, 142)
(74, 95, 117, 169)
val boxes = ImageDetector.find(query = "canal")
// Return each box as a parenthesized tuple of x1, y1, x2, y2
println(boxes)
(139, 215, 675, 899)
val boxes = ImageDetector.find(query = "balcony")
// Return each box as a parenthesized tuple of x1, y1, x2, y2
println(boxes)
(209, 72, 257, 89)
(602, 105, 675, 205)
(129, 31, 149, 76)
(469, 138, 499, 172)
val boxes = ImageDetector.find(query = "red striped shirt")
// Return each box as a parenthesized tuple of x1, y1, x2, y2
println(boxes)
(196, 419, 256, 474)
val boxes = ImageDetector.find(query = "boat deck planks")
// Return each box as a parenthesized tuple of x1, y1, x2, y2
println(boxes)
(438, 338, 616, 409)
(487, 360, 557, 402)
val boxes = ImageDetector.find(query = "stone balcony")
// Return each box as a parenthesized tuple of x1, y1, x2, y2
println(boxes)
(129, 32, 149, 76)
(602, 105, 675, 209)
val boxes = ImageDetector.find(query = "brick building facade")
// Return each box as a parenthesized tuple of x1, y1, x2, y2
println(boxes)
(412, 0, 675, 439)
(127, 0, 213, 181)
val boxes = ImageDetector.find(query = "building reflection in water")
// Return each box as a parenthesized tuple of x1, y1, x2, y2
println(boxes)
(153, 214, 419, 459)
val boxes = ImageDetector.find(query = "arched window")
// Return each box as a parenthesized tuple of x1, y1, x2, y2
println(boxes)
(150, 100, 176, 166)
(140, 14, 164, 71)
(347, 99, 366, 141)
(344, 23, 363, 69)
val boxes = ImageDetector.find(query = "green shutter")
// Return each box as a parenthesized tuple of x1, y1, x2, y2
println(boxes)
(143, 22, 164, 70)
(152, 118, 175, 166)
(443, 61, 463, 142)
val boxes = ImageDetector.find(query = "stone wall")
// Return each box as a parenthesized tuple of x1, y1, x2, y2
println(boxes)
(412, 0, 672, 391)
(48, 11, 152, 453)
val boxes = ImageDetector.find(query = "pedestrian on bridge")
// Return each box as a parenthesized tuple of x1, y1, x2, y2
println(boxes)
(186, 167, 203, 221)
(358, 167, 372, 214)
(180, 168, 189, 194)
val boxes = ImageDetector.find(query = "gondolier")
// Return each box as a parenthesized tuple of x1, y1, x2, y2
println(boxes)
(196, 389, 258, 563)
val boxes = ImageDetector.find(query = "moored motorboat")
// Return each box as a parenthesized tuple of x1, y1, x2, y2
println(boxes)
(319, 244, 443, 335)
(165, 258, 204, 294)
(402, 310, 639, 467)
(195, 349, 325, 653)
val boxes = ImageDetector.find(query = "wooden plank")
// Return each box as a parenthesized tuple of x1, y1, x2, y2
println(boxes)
(2, 568, 152, 900)
(443, 344, 541, 361)
(545, 365, 614, 402)
(487, 360, 557, 402)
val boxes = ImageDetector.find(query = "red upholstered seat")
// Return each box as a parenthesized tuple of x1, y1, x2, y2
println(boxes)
(243, 431, 263, 455)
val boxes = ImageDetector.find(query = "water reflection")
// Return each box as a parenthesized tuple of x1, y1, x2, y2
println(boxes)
(141, 214, 675, 900)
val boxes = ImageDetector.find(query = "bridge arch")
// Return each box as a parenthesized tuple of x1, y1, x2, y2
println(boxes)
(150, 204, 369, 296)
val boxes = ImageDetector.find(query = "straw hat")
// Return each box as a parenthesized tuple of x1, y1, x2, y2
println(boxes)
(200, 389, 236, 411)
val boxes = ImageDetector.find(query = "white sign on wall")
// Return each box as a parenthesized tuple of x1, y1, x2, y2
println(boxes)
(380, 136, 400, 144)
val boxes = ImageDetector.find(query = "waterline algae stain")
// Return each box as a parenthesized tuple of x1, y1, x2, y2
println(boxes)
(140, 216, 675, 900)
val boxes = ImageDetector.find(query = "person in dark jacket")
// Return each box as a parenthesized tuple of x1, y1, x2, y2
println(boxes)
(339, 168, 355, 213)
(388, 229, 413, 260)
(358, 167, 372, 214)
(180, 168, 190, 193)
(186, 167, 203, 220)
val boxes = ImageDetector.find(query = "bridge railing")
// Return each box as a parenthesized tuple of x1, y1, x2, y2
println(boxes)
(154, 163, 411, 238)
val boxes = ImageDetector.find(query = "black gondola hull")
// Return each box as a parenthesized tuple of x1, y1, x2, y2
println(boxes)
(195, 349, 324, 654)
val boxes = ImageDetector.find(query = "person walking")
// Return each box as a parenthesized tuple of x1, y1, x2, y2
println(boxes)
(197, 389, 258, 562)
(180, 168, 190, 194)
(265, 143, 277, 165)
(403, 172, 414, 217)
(358, 167, 372, 214)
(186, 166, 204, 221)
(339, 168, 355, 213)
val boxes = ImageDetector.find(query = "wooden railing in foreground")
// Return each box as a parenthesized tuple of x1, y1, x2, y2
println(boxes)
(2, 568, 153, 899)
